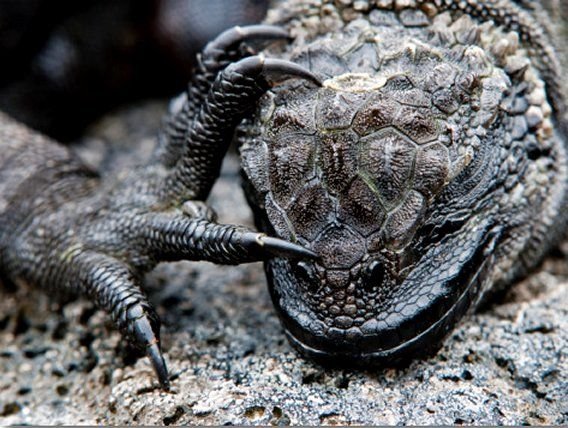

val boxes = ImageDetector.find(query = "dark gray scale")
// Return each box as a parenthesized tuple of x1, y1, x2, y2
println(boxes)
(315, 89, 368, 131)
(320, 131, 360, 194)
(352, 93, 401, 136)
(337, 177, 387, 237)
(268, 133, 317, 208)
(359, 129, 418, 207)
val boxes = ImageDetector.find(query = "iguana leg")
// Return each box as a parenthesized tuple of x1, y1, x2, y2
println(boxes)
(65, 251, 169, 388)
(139, 203, 318, 264)
(156, 25, 289, 166)
(98, 54, 317, 384)
(160, 54, 320, 201)
(0, 27, 319, 389)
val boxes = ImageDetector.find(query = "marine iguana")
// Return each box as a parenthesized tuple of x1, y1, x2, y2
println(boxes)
(0, 0, 566, 388)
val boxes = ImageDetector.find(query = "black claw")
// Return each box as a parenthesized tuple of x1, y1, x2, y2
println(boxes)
(228, 56, 321, 87)
(262, 58, 322, 87)
(147, 342, 170, 390)
(243, 233, 319, 260)
(213, 24, 290, 50)
(130, 308, 170, 389)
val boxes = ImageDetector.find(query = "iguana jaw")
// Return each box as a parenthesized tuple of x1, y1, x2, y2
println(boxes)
(281, 269, 484, 367)
(265, 216, 498, 367)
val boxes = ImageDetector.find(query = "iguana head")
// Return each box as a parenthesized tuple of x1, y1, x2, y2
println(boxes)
(239, 14, 555, 365)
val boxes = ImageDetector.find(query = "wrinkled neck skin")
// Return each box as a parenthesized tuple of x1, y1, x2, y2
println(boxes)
(239, 1, 568, 364)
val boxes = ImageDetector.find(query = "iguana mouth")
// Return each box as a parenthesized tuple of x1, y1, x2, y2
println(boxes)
(281, 268, 484, 367)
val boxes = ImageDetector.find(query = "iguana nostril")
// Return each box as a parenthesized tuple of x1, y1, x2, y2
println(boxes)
(363, 260, 385, 293)
(293, 260, 319, 287)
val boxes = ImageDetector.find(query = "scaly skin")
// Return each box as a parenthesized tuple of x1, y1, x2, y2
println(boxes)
(0, 26, 320, 389)
(239, 0, 567, 365)
(0, 0, 566, 389)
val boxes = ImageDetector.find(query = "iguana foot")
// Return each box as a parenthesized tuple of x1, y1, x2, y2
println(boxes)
(0, 25, 319, 388)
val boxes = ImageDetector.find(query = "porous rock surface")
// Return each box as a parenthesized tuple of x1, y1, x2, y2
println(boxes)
(0, 102, 566, 425)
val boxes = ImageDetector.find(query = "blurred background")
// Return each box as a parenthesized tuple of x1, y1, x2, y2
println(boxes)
(0, 0, 269, 141)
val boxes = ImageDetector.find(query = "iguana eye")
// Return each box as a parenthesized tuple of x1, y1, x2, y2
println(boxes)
(363, 260, 384, 292)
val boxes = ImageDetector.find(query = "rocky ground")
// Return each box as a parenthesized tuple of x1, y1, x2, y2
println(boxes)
(0, 102, 566, 425)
